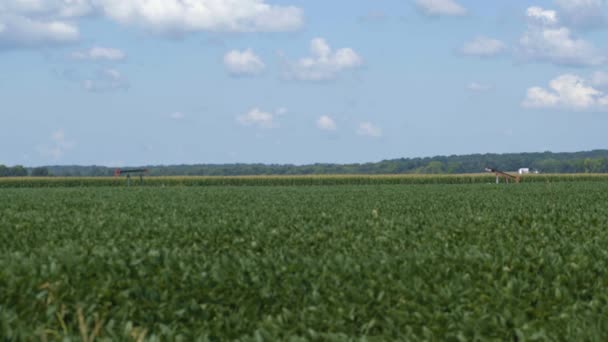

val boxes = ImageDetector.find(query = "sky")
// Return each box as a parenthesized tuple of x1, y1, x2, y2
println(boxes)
(1, 0, 608, 167)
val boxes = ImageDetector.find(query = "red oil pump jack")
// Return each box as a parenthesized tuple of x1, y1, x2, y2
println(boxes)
(485, 168, 521, 184)
(114, 168, 148, 186)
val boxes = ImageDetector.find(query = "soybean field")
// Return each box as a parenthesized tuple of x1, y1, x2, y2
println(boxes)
(2, 182, 608, 340)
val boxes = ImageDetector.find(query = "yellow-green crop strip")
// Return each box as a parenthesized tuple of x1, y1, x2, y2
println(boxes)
(2, 182, 608, 340)
(1, 173, 608, 187)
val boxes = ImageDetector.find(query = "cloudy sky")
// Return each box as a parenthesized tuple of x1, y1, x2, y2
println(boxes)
(2, 0, 608, 166)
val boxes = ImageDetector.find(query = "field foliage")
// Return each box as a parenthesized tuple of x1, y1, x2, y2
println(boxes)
(1, 174, 608, 188)
(2, 183, 608, 340)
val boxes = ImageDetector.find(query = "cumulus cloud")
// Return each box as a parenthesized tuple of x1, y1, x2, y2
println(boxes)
(555, 0, 607, 30)
(357, 122, 382, 137)
(224, 49, 265, 76)
(284, 38, 363, 81)
(38, 129, 75, 160)
(71, 46, 126, 61)
(414, 0, 467, 16)
(592, 71, 608, 88)
(523, 74, 608, 110)
(0, 1, 89, 48)
(317, 116, 336, 131)
(461, 36, 506, 57)
(0, 0, 94, 19)
(0, 0, 304, 49)
(82, 68, 129, 92)
(518, 6, 605, 67)
(95, 0, 303, 34)
(526, 6, 559, 26)
(0, 14, 79, 48)
(237, 108, 278, 128)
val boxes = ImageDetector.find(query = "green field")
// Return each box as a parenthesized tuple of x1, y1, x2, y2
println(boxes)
(2, 182, 608, 340)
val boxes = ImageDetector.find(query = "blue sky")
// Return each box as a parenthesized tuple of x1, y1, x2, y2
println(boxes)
(1, 0, 608, 166)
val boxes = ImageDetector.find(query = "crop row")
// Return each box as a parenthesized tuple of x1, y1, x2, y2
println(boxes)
(0, 173, 607, 188)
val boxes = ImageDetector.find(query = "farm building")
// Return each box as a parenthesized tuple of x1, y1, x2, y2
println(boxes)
(519, 168, 540, 174)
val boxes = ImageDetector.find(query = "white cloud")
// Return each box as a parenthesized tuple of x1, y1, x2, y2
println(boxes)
(284, 38, 363, 81)
(518, 6, 605, 67)
(0, 14, 79, 48)
(317, 116, 336, 131)
(592, 71, 608, 88)
(519, 27, 605, 66)
(526, 6, 559, 26)
(82, 68, 129, 92)
(468, 82, 493, 92)
(237, 108, 277, 128)
(223, 49, 265, 76)
(0, 0, 304, 48)
(461, 37, 506, 57)
(414, 0, 467, 16)
(0, 1, 91, 48)
(0, 0, 94, 19)
(523, 74, 608, 110)
(72, 46, 126, 61)
(38, 129, 75, 160)
(555, 0, 607, 30)
(357, 122, 382, 137)
(170, 111, 185, 120)
(523, 87, 560, 108)
(96, 0, 303, 34)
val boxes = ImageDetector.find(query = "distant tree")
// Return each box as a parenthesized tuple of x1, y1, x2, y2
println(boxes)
(567, 159, 585, 173)
(8, 165, 28, 177)
(423, 161, 445, 174)
(584, 158, 605, 173)
(31, 167, 50, 177)
(537, 159, 561, 173)
(0, 165, 7, 177)
(600, 158, 608, 173)
(446, 162, 463, 174)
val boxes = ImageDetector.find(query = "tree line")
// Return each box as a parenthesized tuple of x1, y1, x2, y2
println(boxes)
(0, 165, 52, 177)
(0, 165, 51, 177)
(2, 150, 608, 177)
